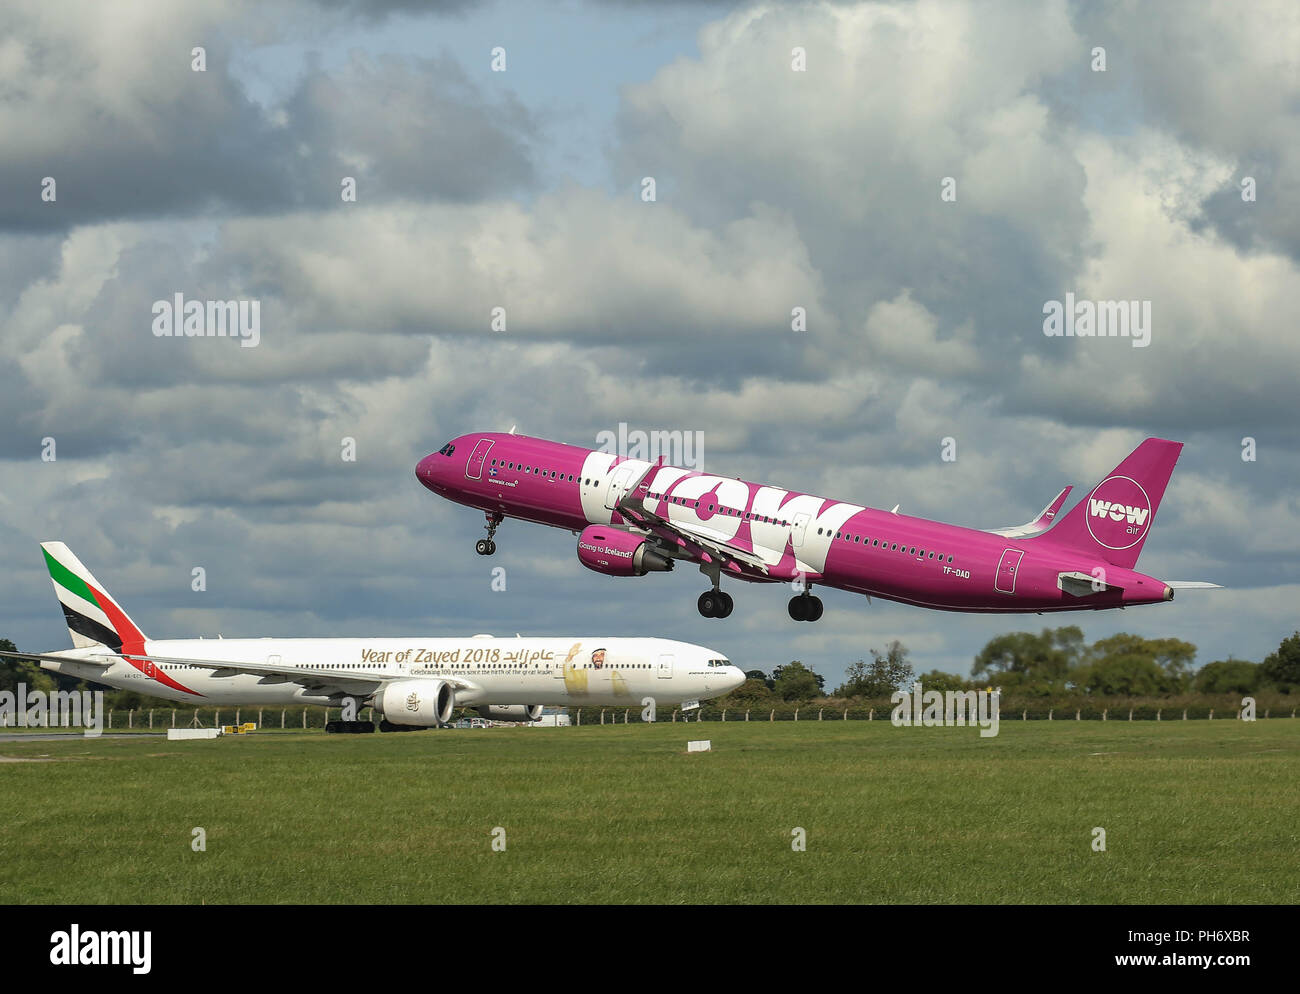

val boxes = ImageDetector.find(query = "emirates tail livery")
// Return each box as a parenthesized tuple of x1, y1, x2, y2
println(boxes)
(417, 432, 1219, 621)
(0, 543, 744, 730)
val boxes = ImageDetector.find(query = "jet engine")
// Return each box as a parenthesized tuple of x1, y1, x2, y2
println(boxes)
(576, 525, 673, 577)
(475, 705, 544, 722)
(376, 680, 455, 727)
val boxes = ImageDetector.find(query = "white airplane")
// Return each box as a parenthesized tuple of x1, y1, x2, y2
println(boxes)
(0, 542, 746, 732)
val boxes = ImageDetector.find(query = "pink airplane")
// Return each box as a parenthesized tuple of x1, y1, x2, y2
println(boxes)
(416, 433, 1217, 621)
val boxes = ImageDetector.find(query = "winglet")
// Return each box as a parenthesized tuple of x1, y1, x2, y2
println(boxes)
(988, 486, 1073, 538)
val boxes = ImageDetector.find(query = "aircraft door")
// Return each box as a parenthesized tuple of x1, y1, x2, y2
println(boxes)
(465, 439, 494, 480)
(604, 465, 637, 510)
(657, 653, 674, 679)
(995, 549, 1024, 594)
(791, 512, 811, 548)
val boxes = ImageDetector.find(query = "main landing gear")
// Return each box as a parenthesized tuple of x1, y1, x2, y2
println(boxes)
(697, 562, 733, 618)
(475, 512, 503, 556)
(697, 589, 734, 619)
(788, 589, 824, 623)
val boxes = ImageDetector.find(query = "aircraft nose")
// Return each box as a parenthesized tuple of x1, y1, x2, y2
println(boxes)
(416, 453, 442, 491)
(727, 666, 746, 690)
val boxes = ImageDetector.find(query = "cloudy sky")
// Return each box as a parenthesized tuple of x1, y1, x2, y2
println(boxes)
(2, 0, 1297, 685)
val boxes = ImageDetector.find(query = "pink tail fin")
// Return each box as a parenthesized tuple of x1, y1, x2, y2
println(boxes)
(1033, 438, 1183, 569)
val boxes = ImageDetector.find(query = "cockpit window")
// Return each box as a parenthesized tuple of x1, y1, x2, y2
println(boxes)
(438, 442, 456, 456)
(707, 658, 731, 667)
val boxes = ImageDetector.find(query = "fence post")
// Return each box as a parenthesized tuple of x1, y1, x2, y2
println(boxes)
(1075, 709, 1080, 721)
(302, 709, 307, 729)
(236, 708, 240, 726)
(600, 709, 606, 725)
(128, 710, 133, 729)
(769, 709, 774, 722)
(171, 709, 176, 728)
(745, 709, 750, 722)
(843, 708, 848, 720)
(148, 710, 153, 729)
(794, 708, 799, 722)
(1048, 709, 1053, 721)
(624, 709, 629, 724)
(1209, 709, 1214, 720)
(1157, 709, 1162, 721)
(818, 708, 823, 721)
(108, 709, 113, 729)
(1128, 708, 1133, 721)
(1022, 709, 1027, 721)
(869, 708, 874, 721)
(673, 710, 679, 722)
(1102, 708, 1107, 721)
(1182, 709, 1187, 720)
(258, 708, 263, 728)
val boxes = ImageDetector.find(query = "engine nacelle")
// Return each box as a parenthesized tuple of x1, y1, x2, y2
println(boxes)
(376, 680, 454, 727)
(476, 705, 544, 723)
(576, 526, 673, 577)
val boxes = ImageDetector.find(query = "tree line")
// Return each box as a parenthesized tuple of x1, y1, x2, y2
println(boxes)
(721, 627, 1300, 707)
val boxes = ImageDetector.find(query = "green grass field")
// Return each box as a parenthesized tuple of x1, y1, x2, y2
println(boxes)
(1, 720, 1296, 904)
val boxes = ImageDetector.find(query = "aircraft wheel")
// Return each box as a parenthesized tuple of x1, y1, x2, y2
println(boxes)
(717, 592, 734, 618)
(698, 591, 720, 618)
(807, 596, 824, 622)
(788, 596, 808, 622)
(475, 539, 493, 556)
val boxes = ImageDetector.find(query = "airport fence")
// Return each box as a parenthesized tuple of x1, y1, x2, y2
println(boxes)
(566, 702, 1298, 724)
(54, 702, 1296, 732)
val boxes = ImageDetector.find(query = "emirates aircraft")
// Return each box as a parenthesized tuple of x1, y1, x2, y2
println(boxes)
(417, 431, 1218, 621)
(1, 543, 744, 731)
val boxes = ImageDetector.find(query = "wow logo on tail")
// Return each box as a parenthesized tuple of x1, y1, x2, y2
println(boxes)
(1085, 476, 1152, 550)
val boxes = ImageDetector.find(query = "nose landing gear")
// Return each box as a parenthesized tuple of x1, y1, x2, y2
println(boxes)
(476, 512, 504, 556)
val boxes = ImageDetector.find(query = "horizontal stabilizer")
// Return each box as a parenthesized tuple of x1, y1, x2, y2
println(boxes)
(0, 648, 114, 667)
(1165, 581, 1223, 589)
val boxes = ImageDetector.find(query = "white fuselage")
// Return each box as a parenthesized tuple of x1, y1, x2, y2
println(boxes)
(39, 635, 744, 710)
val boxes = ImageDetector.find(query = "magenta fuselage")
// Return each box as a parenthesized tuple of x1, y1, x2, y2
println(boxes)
(418, 432, 1173, 614)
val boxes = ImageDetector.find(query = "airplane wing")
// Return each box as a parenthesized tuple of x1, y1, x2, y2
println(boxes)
(615, 464, 810, 580)
(114, 651, 480, 695)
(0, 648, 115, 667)
(988, 486, 1072, 538)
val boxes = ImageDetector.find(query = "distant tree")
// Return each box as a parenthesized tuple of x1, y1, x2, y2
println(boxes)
(771, 661, 824, 696)
(0, 638, 56, 693)
(835, 641, 914, 697)
(1079, 653, 1177, 696)
(1083, 634, 1196, 693)
(913, 668, 968, 693)
(745, 669, 774, 691)
(972, 626, 1082, 687)
(772, 661, 822, 701)
(1193, 659, 1259, 695)
(1261, 632, 1300, 693)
